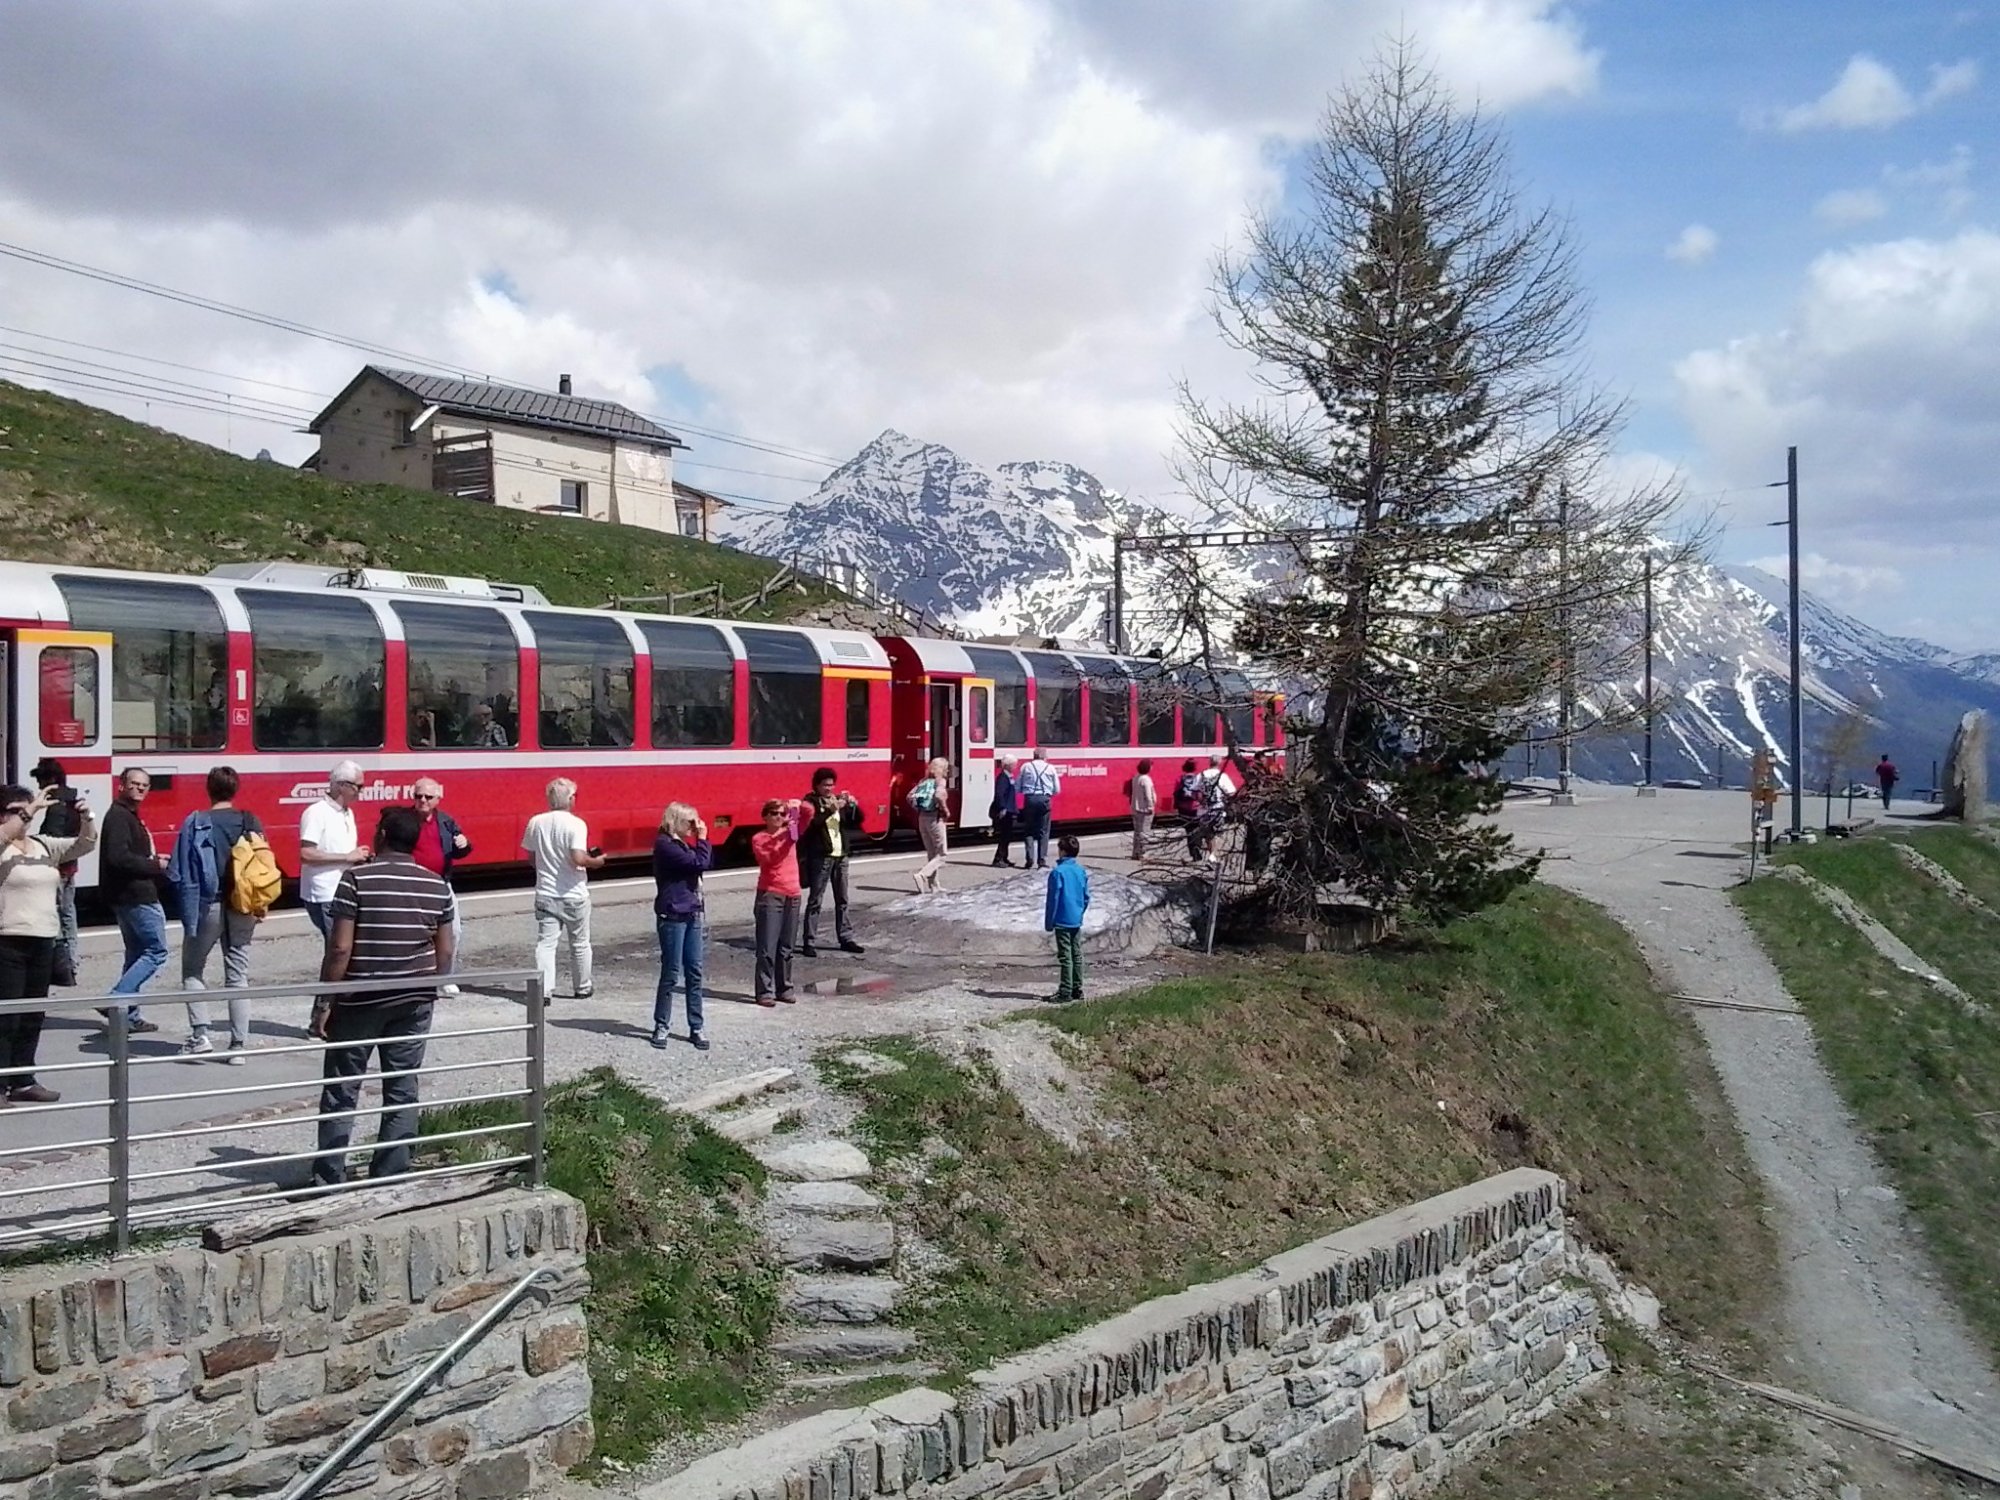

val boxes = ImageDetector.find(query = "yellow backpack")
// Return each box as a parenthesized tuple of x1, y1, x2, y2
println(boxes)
(227, 831, 284, 917)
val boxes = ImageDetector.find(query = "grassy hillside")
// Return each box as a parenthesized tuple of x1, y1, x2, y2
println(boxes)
(0, 379, 828, 616)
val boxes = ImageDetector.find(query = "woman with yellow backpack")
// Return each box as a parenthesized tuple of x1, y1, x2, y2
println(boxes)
(167, 766, 282, 1064)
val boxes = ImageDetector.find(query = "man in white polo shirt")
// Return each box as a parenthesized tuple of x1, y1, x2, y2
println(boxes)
(298, 762, 369, 940)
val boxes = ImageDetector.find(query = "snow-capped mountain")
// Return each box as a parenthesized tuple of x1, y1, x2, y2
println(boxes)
(732, 430, 2000, 788)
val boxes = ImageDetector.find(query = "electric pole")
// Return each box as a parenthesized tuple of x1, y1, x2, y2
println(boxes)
(1553, 481, 1576, 806)
(1786, 447, 1803, 838)
(1638, 550, 1657, 796)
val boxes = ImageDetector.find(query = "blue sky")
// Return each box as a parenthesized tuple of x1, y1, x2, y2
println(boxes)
(0, 0, 1993, 646)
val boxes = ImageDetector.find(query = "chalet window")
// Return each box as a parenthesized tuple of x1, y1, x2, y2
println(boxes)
(559, 479, 587, 514)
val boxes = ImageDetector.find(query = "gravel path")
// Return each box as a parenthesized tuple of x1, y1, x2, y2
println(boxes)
(1500, 788, 2000, 1464)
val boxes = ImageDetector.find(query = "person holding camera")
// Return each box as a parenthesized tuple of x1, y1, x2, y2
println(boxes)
(651, 802, 712, 1051)
(0, 781, 97, 1103)
(27, 760, 80, 986)
(522, 778, 604, 1002)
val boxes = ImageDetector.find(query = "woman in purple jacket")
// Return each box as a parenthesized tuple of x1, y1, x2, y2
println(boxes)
(652, 802, 713, 1052)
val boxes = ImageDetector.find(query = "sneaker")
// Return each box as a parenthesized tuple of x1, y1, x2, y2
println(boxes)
(799, 943, 820, 958)
(690, 1031, 711, 1052)
(128, 1019, 161, 1035)
(572, 987, 594, 1001)
(8, 1085, 59, 1104)
(440, 983, 460, 997)
(225, 1045, 248, 1068)
(911, 872, 927, 893)
(839, 940, 866, 955)
(651, 1025, 670, 1050)
(179, 1034, 215, 1059)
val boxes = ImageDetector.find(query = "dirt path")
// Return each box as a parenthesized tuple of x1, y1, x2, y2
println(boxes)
(1500, 788, 2000, 1466)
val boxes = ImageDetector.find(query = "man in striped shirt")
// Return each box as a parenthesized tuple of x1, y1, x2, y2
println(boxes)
(313, 806, 456, 1187)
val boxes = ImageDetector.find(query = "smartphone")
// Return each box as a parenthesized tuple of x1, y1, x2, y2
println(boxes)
(587, 845, 604, 859)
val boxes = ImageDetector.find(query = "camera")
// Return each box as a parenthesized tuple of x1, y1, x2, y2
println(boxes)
(586, 845, 604, 859)
(52, 787, 78, 805)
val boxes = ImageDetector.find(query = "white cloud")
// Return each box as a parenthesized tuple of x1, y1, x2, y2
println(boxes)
(1744, 552, 1905, 602)
(0, 0, 1603, 510)
(1676, 230, 2000, 566)
(1665, 224, 1719, 265)
(1814, 188, 1889, 226)
(1771, 53, 1977, 133)
(1886, 144, 1977, 215)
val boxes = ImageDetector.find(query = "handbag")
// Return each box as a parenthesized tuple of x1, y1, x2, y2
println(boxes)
(50, 946, 77, 988)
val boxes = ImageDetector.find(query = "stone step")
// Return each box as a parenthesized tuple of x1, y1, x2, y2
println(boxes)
(772, 1326, 919, 1367)
(756, 1139, 872, 1182)
(779, 1217, 895, 1272)
(669, 1067, 798, 1115)
(771, 1181, 886, 1218)
(784, 1276, 903, 1324)
(786, 1359, 941, 1392)
(711, 1102, 809, 1145)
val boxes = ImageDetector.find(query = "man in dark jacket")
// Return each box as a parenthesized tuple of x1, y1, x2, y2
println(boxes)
(100, 769, 166, 1031)
(798, 767, 866, 957)
(990, 756, 1021, 867)
(409, 778, 472, 995)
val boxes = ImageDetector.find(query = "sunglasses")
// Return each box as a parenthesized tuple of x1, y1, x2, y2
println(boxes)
(413, 793, 440, 802)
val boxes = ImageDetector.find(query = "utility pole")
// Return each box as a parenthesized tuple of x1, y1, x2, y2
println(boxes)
(1111, 537, 1126, 654)
(1553, 482, 1576, 806)
(1637, 551, 1657, 797)
(1786, 447, 1803, 838)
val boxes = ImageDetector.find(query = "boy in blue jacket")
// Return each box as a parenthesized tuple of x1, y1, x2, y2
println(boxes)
(1043, 834, 1090, 1003)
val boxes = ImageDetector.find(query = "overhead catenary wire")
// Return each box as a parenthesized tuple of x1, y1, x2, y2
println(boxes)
(0, 238, 844, 470)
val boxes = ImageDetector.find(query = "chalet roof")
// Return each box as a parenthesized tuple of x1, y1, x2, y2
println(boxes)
(312, 366, 683, 449)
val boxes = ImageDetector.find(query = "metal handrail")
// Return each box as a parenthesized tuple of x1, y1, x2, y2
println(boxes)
(0, 967, 545, 1253)
(280, 1264, 557, 1500)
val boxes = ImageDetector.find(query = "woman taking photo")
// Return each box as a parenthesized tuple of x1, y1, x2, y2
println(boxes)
(750, 798, 804, 1007)
(0, 782, 97, 1104)
(909, 758, 951, 894)
(651, 802, 712, 1052)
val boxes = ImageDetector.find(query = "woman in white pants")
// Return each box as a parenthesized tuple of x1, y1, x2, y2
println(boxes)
(910, 758, 951, 893)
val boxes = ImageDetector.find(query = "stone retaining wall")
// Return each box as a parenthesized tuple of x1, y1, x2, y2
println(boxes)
(0, 1187, 591, 1499)
(662, 1168, 1601, 1500)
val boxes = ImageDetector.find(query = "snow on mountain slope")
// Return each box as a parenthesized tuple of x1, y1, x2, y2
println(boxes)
(731, 430, 2000, 787)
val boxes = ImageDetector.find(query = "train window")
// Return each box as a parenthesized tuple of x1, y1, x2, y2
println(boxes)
(845, 679, 871, 746)
(1221, 670, 1257, 747)
(1135, 663, 1178, 745)
(526, 612, 635, 748)
(1024, 651, 1081, 746)
(640, 620, 734, 747)
(394, 602, 520, 750)
(964, 647, 1028, 746)
(37, 648, 98, 747)
(56, 576, 228, 751)
(241, 591, 386, 750)
(739, 626, 822, 746)
(1177, 668, 1218, 745)
(1077, 656, 1131, 746)
(967, 685, 990, 744)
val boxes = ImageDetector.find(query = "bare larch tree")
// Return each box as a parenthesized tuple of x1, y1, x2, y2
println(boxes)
(1170, 47, 1696, 926)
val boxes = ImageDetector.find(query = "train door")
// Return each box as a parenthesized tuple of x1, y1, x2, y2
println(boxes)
(959, 678, 995, 830)
(7, 629, 114, 886)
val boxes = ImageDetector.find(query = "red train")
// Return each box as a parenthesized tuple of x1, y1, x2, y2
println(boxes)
(1, 558, 1281, 893)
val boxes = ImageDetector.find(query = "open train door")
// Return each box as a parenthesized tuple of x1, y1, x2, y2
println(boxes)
(7, 629, 115, 886)
(959, 678, 995, 830)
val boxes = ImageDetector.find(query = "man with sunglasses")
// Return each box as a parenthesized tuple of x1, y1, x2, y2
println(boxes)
(408, 778, 471, 996)
(299, 762, 371, 942)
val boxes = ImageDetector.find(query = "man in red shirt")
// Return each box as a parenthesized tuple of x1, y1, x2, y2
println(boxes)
(409, 778, 472, 995)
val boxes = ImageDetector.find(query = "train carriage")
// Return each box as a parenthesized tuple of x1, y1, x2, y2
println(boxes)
(0, 559, 894, 887)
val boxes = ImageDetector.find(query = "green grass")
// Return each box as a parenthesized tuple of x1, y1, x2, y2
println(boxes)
(1883, 827, 2000, 917)
(1775, 835, 2000, 1006)
(420, 1069, 779, 1478)
(0, 379, 832, 615)
(1735, 865, 2000, 1363)
(821, 884, 1775, 1382)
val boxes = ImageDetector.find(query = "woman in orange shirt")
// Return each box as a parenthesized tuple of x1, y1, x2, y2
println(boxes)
(751, 798, 804, 1007)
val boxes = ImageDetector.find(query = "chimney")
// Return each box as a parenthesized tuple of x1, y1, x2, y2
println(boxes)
(558, 373, 572, 396)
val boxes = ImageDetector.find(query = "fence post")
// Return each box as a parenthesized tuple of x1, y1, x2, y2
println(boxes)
(108, 1011, 131, 1254)
(525, 976, 546, 1190)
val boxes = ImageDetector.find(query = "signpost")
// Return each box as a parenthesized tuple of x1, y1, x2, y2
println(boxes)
(1748, 749, 1781, 877)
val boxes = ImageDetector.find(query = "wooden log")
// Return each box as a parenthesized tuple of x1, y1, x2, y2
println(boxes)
(668, 1067, 798, 1116)
(201, 1167, 514, 1251)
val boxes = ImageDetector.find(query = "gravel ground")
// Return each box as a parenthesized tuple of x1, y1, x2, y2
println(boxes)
(1500, 786, 2000, 1466)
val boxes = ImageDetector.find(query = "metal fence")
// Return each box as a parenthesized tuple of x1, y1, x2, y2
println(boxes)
(0, 969, 545, 1253)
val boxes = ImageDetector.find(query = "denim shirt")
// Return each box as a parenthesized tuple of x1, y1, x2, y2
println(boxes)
(652, 835, 713, 920)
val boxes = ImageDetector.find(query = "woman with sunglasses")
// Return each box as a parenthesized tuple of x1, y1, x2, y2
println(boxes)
(0, 783, 97, 1104)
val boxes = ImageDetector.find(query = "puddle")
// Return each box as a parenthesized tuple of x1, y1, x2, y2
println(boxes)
(803, 973, 900, 998)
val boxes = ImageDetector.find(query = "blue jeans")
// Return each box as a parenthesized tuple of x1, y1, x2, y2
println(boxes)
(653, 916, 705, 1037)
(108, 902, 167, 1020)
(304, 900, 334, 939)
